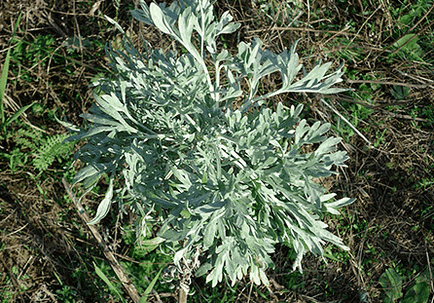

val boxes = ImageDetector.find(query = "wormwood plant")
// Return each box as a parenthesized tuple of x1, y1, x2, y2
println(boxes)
(63, 0, 354, 290)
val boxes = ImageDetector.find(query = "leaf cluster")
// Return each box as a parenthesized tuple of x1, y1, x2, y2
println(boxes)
(1, 126, 74, 172)
(33, 133, 75, 171)
(63, 0, 354, 287)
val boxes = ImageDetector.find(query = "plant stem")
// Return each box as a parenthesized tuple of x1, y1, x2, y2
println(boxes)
(178, 286, 188, 303)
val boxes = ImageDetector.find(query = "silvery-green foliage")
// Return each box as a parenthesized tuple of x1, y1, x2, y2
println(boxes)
(63, 0, 354, 287)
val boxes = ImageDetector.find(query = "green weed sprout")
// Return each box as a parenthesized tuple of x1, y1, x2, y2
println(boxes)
(62, 0, 354, 289)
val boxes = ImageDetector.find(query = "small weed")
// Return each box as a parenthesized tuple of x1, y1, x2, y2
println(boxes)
(410, 106, 434, 129)
(93, 260, 126, 302)
(89, 224, 173, 302)
(121, 225, 172, 294)
(56, 285, 78, 303)
(283, 270, 304, 290)
(390, 34, 424, 63)
(9, 34, 57, 82)
(374, 129, 387, 147)
(323, 245, 350, 264)
(391, 85, 410, 101)
(380, 267, 430, 303)
(0, 272, 14, 303)
(414, 177, 434, 190)
(33, 133, 74, 172)
(326, 38, 364, 63)
(387, 0, 433, 64)
(0, 121, 74, 173)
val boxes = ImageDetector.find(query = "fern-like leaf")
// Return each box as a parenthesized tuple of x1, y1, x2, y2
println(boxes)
(33, 133, 74, 171)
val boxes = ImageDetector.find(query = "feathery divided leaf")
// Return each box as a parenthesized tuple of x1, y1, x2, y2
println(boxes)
(64, 0, 354, 288)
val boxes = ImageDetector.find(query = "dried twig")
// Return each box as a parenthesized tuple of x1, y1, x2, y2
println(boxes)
(320, 99, 372, 147)
(347, 79, 433, 89)
(62, 178, 142, 303)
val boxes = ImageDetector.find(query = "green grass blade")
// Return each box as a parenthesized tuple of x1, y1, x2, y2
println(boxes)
(0, 12, 22, 127)
(139, 267, 164, 303)
(4, 102, 35, 127)
(93, 261, 127, 303)
(0, 45, 11, 125)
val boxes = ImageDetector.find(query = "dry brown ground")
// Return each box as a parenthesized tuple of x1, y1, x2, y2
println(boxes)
(0, 0, 433, 302)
